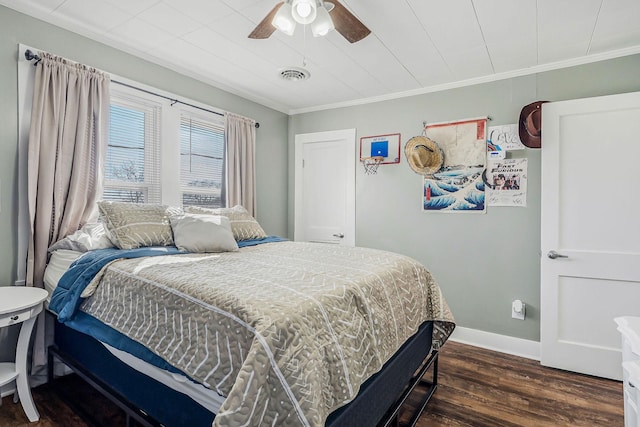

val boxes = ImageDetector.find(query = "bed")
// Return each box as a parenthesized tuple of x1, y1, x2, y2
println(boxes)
(44, 203, 455, 427)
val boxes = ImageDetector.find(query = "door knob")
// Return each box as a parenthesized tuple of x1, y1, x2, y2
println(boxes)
(547, 250, 569, 259)
(332, 233, 344, 238)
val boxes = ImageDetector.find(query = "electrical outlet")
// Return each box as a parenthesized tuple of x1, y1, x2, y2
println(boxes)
(512, 299, 525, 320)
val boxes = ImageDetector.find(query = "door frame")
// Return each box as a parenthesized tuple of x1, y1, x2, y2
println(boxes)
(294, 129, 356, 246)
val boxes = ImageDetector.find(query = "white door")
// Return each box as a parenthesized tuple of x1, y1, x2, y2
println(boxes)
(294, 129, 356, 246)
(540, 91, 640, 380)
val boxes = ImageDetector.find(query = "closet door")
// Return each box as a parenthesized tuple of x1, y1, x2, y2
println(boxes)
(540, 91, 640, 380)
(294, 129, 356, 246)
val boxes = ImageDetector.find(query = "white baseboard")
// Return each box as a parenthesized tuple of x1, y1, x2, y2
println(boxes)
(449, 326, 540, 361)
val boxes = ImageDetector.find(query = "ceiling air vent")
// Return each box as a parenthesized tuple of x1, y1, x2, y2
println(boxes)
(279, 66, 310, 81)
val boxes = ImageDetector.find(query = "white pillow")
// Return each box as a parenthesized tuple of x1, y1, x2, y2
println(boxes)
(170, 214, 239, 253)
(48, 223, 115, 252)
(184, 205, 267, 241)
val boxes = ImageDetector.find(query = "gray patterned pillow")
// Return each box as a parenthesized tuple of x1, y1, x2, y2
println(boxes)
(184, 205, 267, 241)
(98, 201, 182, 249)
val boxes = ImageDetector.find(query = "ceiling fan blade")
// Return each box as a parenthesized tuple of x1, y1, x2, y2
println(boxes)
(327, 0, 371, 43)
(248, 2, 284, 39)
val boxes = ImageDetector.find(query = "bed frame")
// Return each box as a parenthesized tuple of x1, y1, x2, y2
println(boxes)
(49, 320, 439, 427)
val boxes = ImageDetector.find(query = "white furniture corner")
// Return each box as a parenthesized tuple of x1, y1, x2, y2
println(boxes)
(615, 316, 640, 427)
(0, 286, 48, 422)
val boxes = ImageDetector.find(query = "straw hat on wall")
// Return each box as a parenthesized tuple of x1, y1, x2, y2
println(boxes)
(404, 136, 444, 175)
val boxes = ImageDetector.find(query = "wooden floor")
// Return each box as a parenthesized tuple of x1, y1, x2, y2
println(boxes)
(403, 341, 624, 427)
(0, 341, 624, 427)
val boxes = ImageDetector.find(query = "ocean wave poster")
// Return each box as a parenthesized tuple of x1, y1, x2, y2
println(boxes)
(423, 118, 487, 213)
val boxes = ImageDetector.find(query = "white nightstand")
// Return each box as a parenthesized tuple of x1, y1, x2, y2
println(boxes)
(0, 286, 48, 422)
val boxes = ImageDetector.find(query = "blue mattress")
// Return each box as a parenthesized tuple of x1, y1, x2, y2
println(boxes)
(53, 318, 434, 427)
(54, 320, 215, 427)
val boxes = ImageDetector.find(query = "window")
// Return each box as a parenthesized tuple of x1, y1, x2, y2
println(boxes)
(180, 114, 225, 208)
(104, 85, 225, 208)
(104, 97, 160, 204)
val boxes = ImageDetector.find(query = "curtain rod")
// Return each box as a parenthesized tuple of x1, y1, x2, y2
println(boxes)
(24, 49, 260, 128)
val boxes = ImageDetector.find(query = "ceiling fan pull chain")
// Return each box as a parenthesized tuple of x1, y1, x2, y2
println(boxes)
(304, 20, 308, 49)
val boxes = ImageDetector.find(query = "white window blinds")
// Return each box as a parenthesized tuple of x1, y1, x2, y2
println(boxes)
(103, 84, 230, 208)
(180, 113, 225, 208)
(104, 97, 161, 204)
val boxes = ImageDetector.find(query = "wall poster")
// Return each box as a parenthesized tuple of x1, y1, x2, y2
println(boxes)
(422, 118, 487, 212)
(487, 124, 526, 151)
(486, 158, 528, 207)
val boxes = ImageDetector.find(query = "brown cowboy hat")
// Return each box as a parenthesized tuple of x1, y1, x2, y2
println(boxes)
(404, 136, 444, 175)
(518, 101, 549, 148)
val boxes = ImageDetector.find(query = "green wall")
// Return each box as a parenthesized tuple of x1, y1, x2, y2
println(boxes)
(0, 5, 289, 288)
(289, 55, 640, 342)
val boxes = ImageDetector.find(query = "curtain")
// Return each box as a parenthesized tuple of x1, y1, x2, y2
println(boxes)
(26, 52, 110, 367)
(225, 112, 257, 215)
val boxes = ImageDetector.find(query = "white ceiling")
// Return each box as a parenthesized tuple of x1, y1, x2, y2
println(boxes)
(3, 0, 640, 114)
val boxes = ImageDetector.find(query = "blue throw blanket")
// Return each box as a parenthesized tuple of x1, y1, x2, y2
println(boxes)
(49, 236, 286, 323)
(49, 246, 183, 322)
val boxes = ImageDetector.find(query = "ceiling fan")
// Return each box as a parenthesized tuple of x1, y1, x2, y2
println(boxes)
(249, 0, 371, 44)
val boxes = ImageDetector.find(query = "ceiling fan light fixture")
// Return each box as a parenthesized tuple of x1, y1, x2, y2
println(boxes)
(250, 0, 370, 43)
(272, 2, 296, 35)
(291, 0, 316, 24)
(311, 3, 334, 37)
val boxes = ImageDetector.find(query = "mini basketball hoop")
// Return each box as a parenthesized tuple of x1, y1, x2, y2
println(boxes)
(361, 156, 384, 175)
